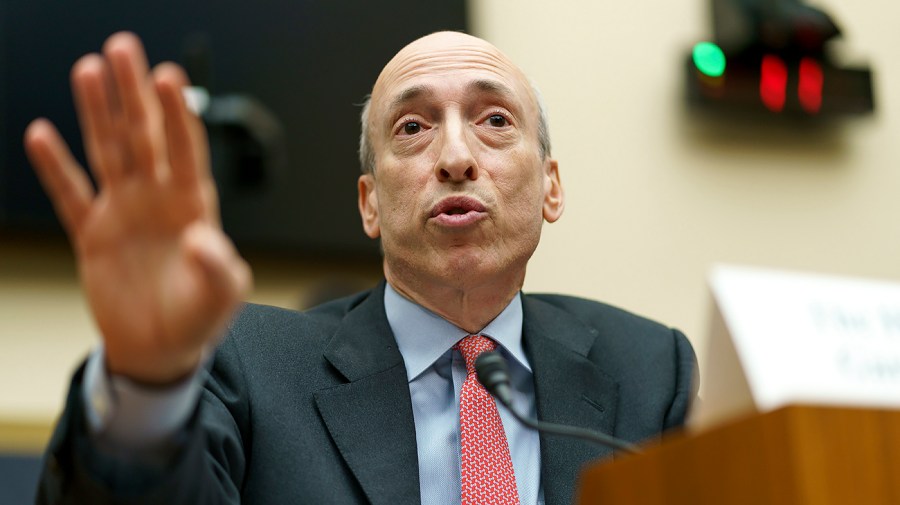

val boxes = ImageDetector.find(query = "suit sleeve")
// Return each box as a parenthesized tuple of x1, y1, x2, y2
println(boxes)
(36, 333, 251, 505)
(662, 329, 699, 430)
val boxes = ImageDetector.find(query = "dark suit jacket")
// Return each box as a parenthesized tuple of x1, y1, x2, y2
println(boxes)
(37, 282, 697, 505)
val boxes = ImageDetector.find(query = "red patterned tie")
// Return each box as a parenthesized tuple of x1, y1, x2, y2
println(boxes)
(457, 335, 520, 505)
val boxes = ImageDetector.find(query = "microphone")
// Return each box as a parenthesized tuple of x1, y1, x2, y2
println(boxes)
(475, 351, 641, 455)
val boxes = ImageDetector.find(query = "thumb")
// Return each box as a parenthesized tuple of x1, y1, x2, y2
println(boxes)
(183, 222, 253, 332)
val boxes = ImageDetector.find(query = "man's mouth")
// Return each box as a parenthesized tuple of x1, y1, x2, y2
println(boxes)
(430, 196, 486, 217)
(430, 196, 487, 226)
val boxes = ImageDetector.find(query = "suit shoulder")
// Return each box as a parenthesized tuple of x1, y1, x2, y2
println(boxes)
(525, 292, 675, 337)
(230, 289, 373, 333)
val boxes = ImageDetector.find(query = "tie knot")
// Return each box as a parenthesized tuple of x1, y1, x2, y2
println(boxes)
(457, 335, 497, 375)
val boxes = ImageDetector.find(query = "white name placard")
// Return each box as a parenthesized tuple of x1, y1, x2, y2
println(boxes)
(689, 264, 900, 431)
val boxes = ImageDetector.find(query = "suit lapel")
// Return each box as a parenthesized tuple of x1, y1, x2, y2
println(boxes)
(311, 289, 621, 505)
(314, 284, 421, 505)
(522, 296, 620, 505)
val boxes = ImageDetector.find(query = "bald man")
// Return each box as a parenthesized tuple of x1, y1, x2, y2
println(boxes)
(27, 32, 696, 505)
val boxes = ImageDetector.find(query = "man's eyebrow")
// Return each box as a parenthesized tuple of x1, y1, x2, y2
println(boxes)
(468, 79, 517, 100)
(388, 84, 435, 114)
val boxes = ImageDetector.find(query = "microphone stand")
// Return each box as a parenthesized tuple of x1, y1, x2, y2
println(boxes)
(475, 351, 641, 455)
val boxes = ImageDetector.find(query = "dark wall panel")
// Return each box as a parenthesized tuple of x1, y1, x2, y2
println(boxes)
(1, 0, 468, 257)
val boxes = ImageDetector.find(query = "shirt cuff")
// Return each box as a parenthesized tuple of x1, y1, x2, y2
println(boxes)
(81, 346, 207, 450)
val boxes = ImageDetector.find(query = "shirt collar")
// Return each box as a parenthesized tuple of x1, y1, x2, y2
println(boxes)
(383, 282, 530, 382)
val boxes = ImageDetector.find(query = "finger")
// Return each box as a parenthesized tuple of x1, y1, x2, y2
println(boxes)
(103, 32, 168, 180)
(71, 53, 125, 187)
(153, 63, 211, 188)
(24, 119, 95, 236)
(184, 223, 252, 328)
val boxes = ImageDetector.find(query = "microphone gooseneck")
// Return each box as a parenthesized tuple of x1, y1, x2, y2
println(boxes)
(474, 351, 641, 455)
(472, 351, 514, 405)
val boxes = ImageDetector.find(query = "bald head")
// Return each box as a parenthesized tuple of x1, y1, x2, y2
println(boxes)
(358, 31, 550, 174)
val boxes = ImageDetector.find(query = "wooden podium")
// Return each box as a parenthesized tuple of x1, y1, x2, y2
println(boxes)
(575, 406, 900, 505)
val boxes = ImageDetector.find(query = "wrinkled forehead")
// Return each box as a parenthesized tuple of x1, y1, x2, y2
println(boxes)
(370, 32, 537, 126)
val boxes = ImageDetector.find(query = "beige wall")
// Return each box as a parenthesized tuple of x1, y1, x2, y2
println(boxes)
(471, 0, 900, 376)
(2, 0, 898, 447)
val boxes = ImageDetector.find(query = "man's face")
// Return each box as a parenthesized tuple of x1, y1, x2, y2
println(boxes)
(358, 32, 564, 291)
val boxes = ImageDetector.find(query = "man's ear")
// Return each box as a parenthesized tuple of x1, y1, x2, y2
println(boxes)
(358, 173, 381, 238)
(542, 158, 564, 223)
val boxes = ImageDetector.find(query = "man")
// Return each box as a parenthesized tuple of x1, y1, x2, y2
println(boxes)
(25, 31, 696, 504)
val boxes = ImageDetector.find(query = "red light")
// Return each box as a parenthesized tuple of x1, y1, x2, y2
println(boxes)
(760, 55, 788, 112)
(798, 58, 824, 114)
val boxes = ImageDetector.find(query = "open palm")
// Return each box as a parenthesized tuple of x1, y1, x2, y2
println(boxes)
(24, 33, 251, 385)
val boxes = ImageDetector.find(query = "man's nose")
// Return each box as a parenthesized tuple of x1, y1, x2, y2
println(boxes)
(434, 119, 478, 182)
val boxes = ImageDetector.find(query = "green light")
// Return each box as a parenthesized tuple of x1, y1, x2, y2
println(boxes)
(692, 42, 726, 77)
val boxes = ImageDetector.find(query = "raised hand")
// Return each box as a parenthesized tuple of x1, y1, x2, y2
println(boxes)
(24, 32, 252, 385)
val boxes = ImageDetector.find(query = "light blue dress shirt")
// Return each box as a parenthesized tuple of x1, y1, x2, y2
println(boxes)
(383, 284, 543, 505)
(84, 283, 544, 504)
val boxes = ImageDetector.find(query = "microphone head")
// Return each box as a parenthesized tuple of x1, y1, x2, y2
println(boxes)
(475, 351, 512, 404)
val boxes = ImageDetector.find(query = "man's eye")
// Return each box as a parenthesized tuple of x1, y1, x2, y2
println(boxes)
(487, 114, 508, 127)
(403, 122, 421, 135)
